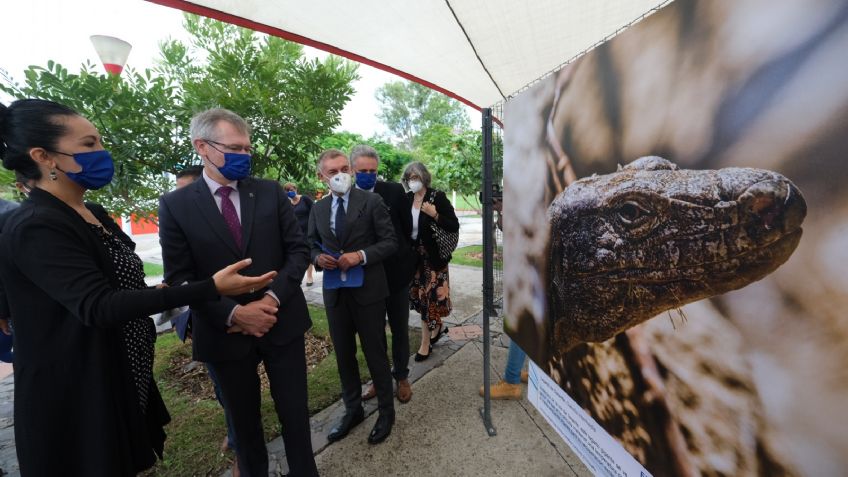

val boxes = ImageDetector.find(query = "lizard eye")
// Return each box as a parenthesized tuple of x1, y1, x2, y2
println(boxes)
(617, 201, 649, 224)
(612, 197, 659, 238)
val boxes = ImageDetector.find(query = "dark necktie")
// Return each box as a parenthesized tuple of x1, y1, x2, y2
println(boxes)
(217, 186, 243, 250)
(335, 196, 346, 244)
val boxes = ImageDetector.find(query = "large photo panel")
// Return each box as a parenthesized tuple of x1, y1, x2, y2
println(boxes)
(503, 0, 848, 475)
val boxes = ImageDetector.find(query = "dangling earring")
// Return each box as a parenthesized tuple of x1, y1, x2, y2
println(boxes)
(49, 168, 58, 181)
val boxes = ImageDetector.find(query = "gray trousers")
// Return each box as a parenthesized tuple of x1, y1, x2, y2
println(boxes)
(327, 290, 395, 414)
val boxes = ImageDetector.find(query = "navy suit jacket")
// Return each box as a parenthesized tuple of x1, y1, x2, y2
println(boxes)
(158, 176, 311, 362)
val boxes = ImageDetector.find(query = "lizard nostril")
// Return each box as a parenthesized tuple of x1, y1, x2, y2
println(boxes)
(748, 194, 776, 215)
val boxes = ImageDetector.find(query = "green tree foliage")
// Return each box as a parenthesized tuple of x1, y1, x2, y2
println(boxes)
(375, 81, 469, 150)
(374, 80, 490, 200)
(158, 15, 359, 183)
(0, 61, 185, 214)
(319, 131, 366, 154)
(418, 125, 482, 198)
(416, 123, 503, 205)
(0, 14, 359, 216)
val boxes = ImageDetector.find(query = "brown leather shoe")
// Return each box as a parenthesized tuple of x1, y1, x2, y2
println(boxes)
(361, 383, 377, 400)
(396, 379, 412, 403)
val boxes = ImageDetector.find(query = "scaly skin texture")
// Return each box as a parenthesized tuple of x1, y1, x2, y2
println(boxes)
(546, 156, 806, 355)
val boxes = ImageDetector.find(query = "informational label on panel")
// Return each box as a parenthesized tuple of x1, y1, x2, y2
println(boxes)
(527, 362, 651, 477)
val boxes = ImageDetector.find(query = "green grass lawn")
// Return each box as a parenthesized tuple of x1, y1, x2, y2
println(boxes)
(453, 194, 481, 211)
(143, 262, 164, 277)
(451, 244, 503, 268)
(452, 245, 483, 267)
(145, 304, 420, 475)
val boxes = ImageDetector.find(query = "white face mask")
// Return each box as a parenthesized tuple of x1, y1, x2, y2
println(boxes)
(327, 172, 352, 195)
(408, 180, 423, 193)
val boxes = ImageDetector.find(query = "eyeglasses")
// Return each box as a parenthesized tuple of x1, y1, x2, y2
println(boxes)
(205, 139, 252, 154)
(404, 174, 421, 181)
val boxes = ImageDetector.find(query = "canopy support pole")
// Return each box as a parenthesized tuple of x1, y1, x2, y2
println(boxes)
(479, 107, 497, 437)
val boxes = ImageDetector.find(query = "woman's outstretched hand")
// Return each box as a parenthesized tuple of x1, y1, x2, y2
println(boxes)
(212, 258, 276, 296)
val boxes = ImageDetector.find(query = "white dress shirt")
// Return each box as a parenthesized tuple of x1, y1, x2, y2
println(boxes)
(411, 206, 421, 240)
(201, 169, 278, 324)
(329, 190, 351, 236)
(323, 190, 366, 264)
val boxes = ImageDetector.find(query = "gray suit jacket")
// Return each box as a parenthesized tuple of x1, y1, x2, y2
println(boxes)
(307, 187, 397, 307)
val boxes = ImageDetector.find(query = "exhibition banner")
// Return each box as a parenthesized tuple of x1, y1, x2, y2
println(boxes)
(503, 0, 848, 475)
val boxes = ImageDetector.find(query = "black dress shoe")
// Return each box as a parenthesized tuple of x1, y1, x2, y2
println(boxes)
(327, 407, 365, 442)
(429, 324, 448, 345)
(414, 345, 433, 362)
(367, 411, 395, 444)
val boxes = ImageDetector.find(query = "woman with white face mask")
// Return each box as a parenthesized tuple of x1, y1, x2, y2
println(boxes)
(402, 161, 460, 361)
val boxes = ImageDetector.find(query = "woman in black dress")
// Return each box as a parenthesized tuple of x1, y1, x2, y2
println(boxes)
(402, 161, 460, 361)
(284, 182, 314, 285)
(0, 99, 274, 476)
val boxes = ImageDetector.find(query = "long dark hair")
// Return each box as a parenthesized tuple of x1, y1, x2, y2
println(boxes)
(0, 99, 80, 181)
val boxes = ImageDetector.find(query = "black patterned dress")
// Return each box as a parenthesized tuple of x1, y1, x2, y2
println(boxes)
(409, 199, 453, 331)
(89, 224, 156, 412)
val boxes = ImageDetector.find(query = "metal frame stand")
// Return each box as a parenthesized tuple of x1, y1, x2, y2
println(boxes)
(479, 108, 497, 436)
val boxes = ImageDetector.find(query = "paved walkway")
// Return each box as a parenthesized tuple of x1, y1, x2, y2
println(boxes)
(0, 378, 14, 476)
(221, 261, 589, 476)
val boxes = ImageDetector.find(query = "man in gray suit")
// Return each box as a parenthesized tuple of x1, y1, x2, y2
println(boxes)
(307, 149, 397, 444)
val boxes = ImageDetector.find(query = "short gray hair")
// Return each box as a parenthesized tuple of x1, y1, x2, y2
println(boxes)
(190, 108, 251, 142)
(316, 149, 350, 174)
(401, 161, 431, 188)
(350, 145, 379, 167)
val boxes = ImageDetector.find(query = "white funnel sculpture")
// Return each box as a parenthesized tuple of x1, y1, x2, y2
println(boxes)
(90, 35, 132, 75)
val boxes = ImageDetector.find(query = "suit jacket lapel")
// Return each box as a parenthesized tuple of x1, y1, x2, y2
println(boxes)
(192, 179, 241, 257)
(238, 179, 256, 253)
(343, 189, 366, 248)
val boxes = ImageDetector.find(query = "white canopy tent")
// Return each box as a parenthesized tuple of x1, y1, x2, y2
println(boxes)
(147, 0, 668, 110)
(144, 0, 671, 452)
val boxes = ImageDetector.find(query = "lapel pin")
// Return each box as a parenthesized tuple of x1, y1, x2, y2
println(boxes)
(249, 193, 254, 198)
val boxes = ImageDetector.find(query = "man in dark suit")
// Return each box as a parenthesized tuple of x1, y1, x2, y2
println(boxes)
(350, 145, 415, 403)
(166, 163, 239, 459)
(158, 108, 318, 477)
(307, 149, 397, 444)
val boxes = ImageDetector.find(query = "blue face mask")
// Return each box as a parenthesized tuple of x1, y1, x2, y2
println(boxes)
(287, 190, 297, 199)
(205, 141, 252, 181)
(355, 172, 377, 190)
(216, 153, 251, 181)
(53, 149, 115, 190)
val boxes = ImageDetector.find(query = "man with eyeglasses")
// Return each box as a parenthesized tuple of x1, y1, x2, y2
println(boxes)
(158, 108, 318, 477)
